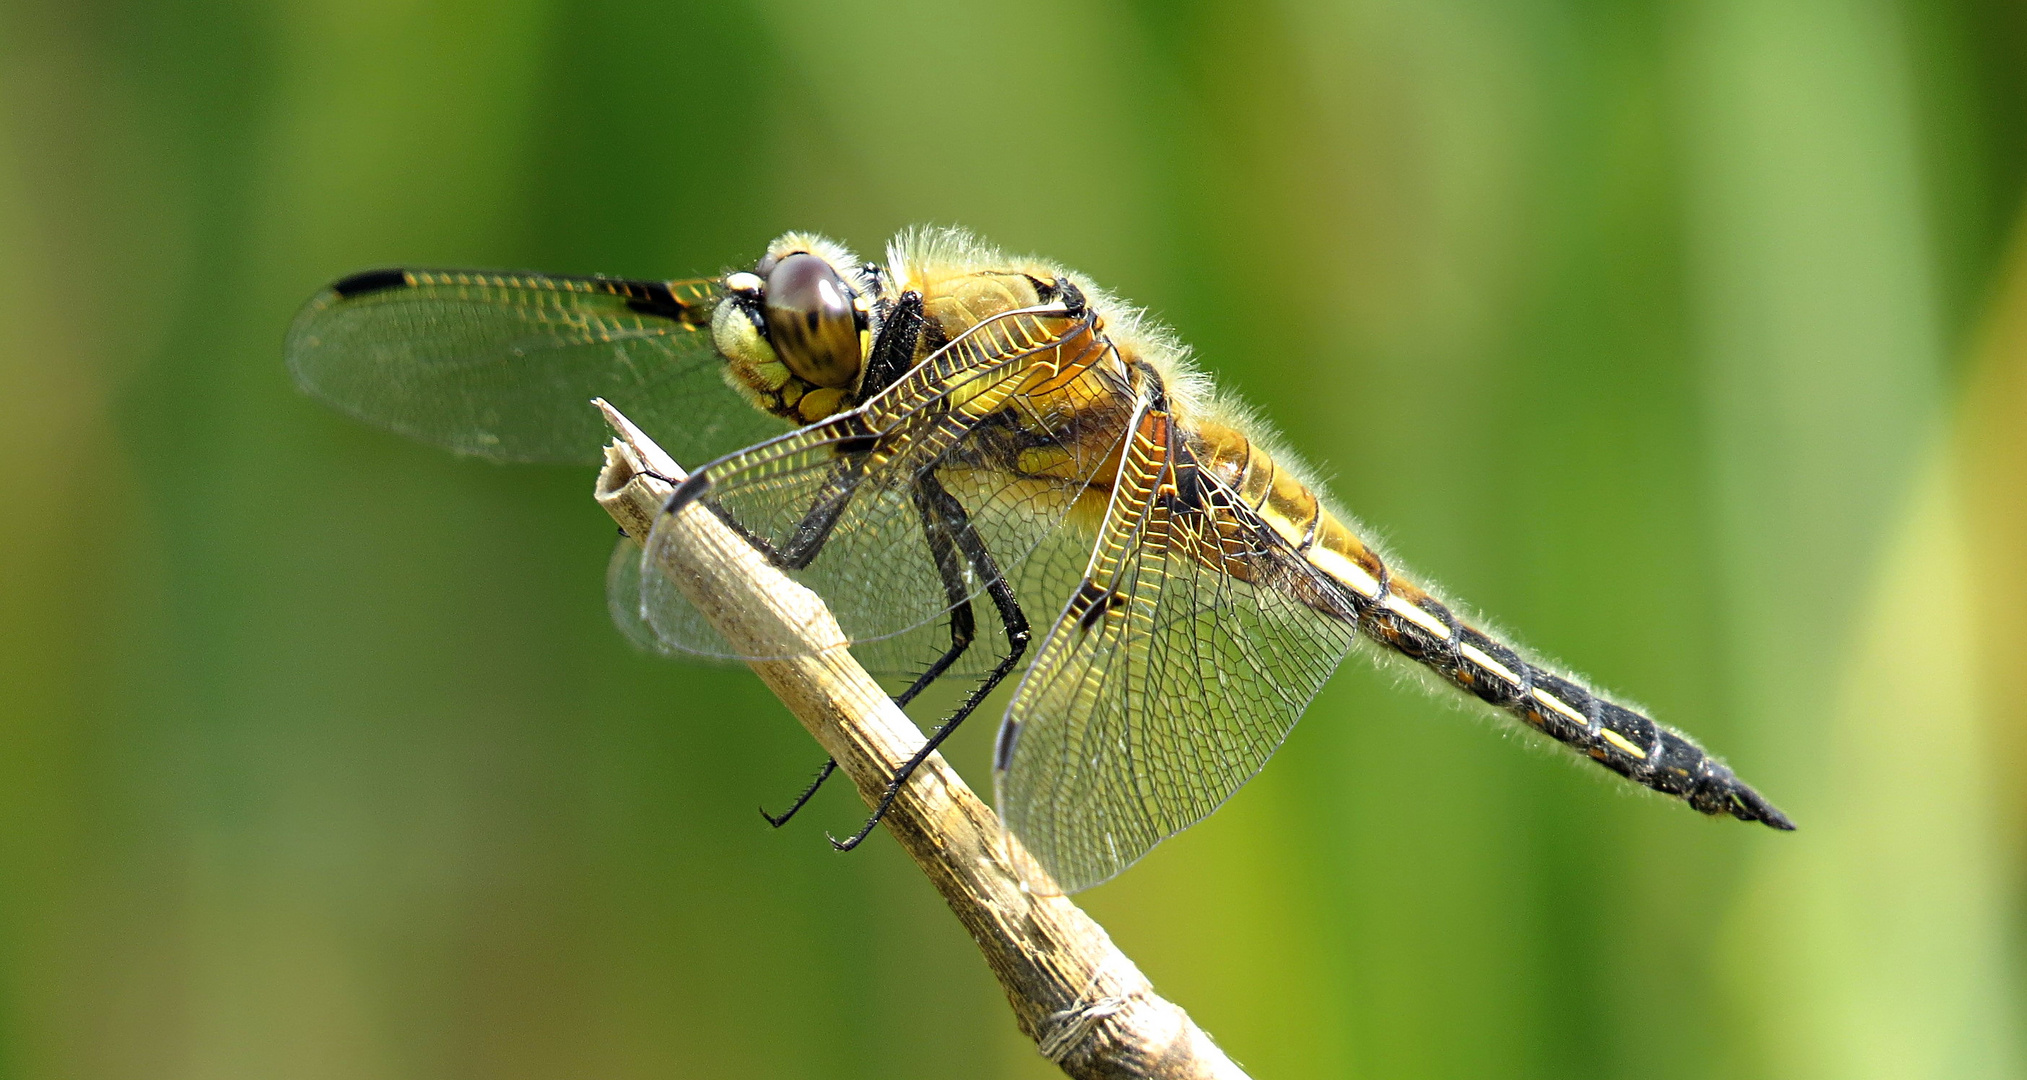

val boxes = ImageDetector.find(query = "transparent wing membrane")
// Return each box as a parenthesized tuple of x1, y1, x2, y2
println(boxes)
(605, 536, 741, 663)
(995, 408, 1362, 894)
(636, 304, 1125, 662)
(286, 269, 783, 465)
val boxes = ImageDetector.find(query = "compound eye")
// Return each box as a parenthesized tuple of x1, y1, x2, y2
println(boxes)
(763, 253, 862, 389)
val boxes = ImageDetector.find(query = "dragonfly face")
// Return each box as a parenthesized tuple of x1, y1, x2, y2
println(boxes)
(711, 233, 878, 425)
(288, 226, 1794, 894)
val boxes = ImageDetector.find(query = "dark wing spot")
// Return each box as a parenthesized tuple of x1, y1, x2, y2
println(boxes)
(664, 473, 713, 514)
(619, 279, 708, 327)
(331, 268, 411, 298)
(994, 720, 1020, 772)
(1073, 583, 1128, 632)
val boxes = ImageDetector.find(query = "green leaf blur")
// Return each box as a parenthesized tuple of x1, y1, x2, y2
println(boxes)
(4, 0, 2024, 1077)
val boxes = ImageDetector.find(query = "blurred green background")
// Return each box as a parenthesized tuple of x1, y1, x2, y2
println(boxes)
(5, 0, 2026, 1077)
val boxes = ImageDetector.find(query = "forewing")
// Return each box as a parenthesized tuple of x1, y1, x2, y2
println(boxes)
(994, 410, 1362, 894)
(287, 269, 783, 465)
(637, 304, 1124, 663)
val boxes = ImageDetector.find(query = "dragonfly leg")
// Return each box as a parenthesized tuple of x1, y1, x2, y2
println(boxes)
(893, 477, 983, 707)
(663, 288, 922, 568)
(753, 470, 960, 831)
(759, 758, 838, 827)
(857, 289, 925, 397)
(667, 454, 866, 572)
(697, 465, 861, 571)
(775, 467, 862, 569)
(757, 286, 922, 572)
(831, 474, 1031, 852)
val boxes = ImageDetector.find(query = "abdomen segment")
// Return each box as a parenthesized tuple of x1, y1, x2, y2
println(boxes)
(1193, 420, 1795, 829)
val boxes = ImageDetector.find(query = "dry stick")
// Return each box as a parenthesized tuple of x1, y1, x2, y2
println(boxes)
(591, 400, 1247, 1080)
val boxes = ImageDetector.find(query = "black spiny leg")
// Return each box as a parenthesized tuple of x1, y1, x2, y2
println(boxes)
(671, 459, 869, 828)
(830, 473, 1032, 852)
(757, 471, 972, 829)
(721, 293, 947, 833)
(894, 477, 984, 707)
(759, 759, 837, 827)
(688, 463, 862, 572)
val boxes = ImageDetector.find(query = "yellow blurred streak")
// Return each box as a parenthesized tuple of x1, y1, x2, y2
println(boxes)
(1725, 451, 2023, 1080)
(1716, 200, 2027, 1080)
(1688, 0, 2024, 1075)
(1961, 207, 2027, 865)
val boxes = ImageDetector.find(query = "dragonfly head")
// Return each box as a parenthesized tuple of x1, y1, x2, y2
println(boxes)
(713, 235, 875, 424)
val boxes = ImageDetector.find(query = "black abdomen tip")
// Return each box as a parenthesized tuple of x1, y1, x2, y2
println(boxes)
(331, 268, 411, 298)
(1733, 784, 1797, 831)
(1702, 770, 1796, 830)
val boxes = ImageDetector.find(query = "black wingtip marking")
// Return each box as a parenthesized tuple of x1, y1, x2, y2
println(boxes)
(621, 279, 708, 327)
(664, 473, 712, 515)
(331, 268, 410, 298)
(993, 721, 1019, 772)
(1071, 582, 1127, 633)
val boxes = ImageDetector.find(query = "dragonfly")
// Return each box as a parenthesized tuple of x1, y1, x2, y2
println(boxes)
(287, 227, 1793, 893)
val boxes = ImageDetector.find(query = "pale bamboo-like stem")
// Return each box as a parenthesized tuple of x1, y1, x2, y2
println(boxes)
(591, 400, 1248, 1080)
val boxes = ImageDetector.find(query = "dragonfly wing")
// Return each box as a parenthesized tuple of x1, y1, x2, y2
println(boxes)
(841, 471, 1107, 680)
(605, 536, 743, 663)
(286, 269, 784, 465)
(994, 405, 1363, 894)
(635, 304, 1125, 663)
